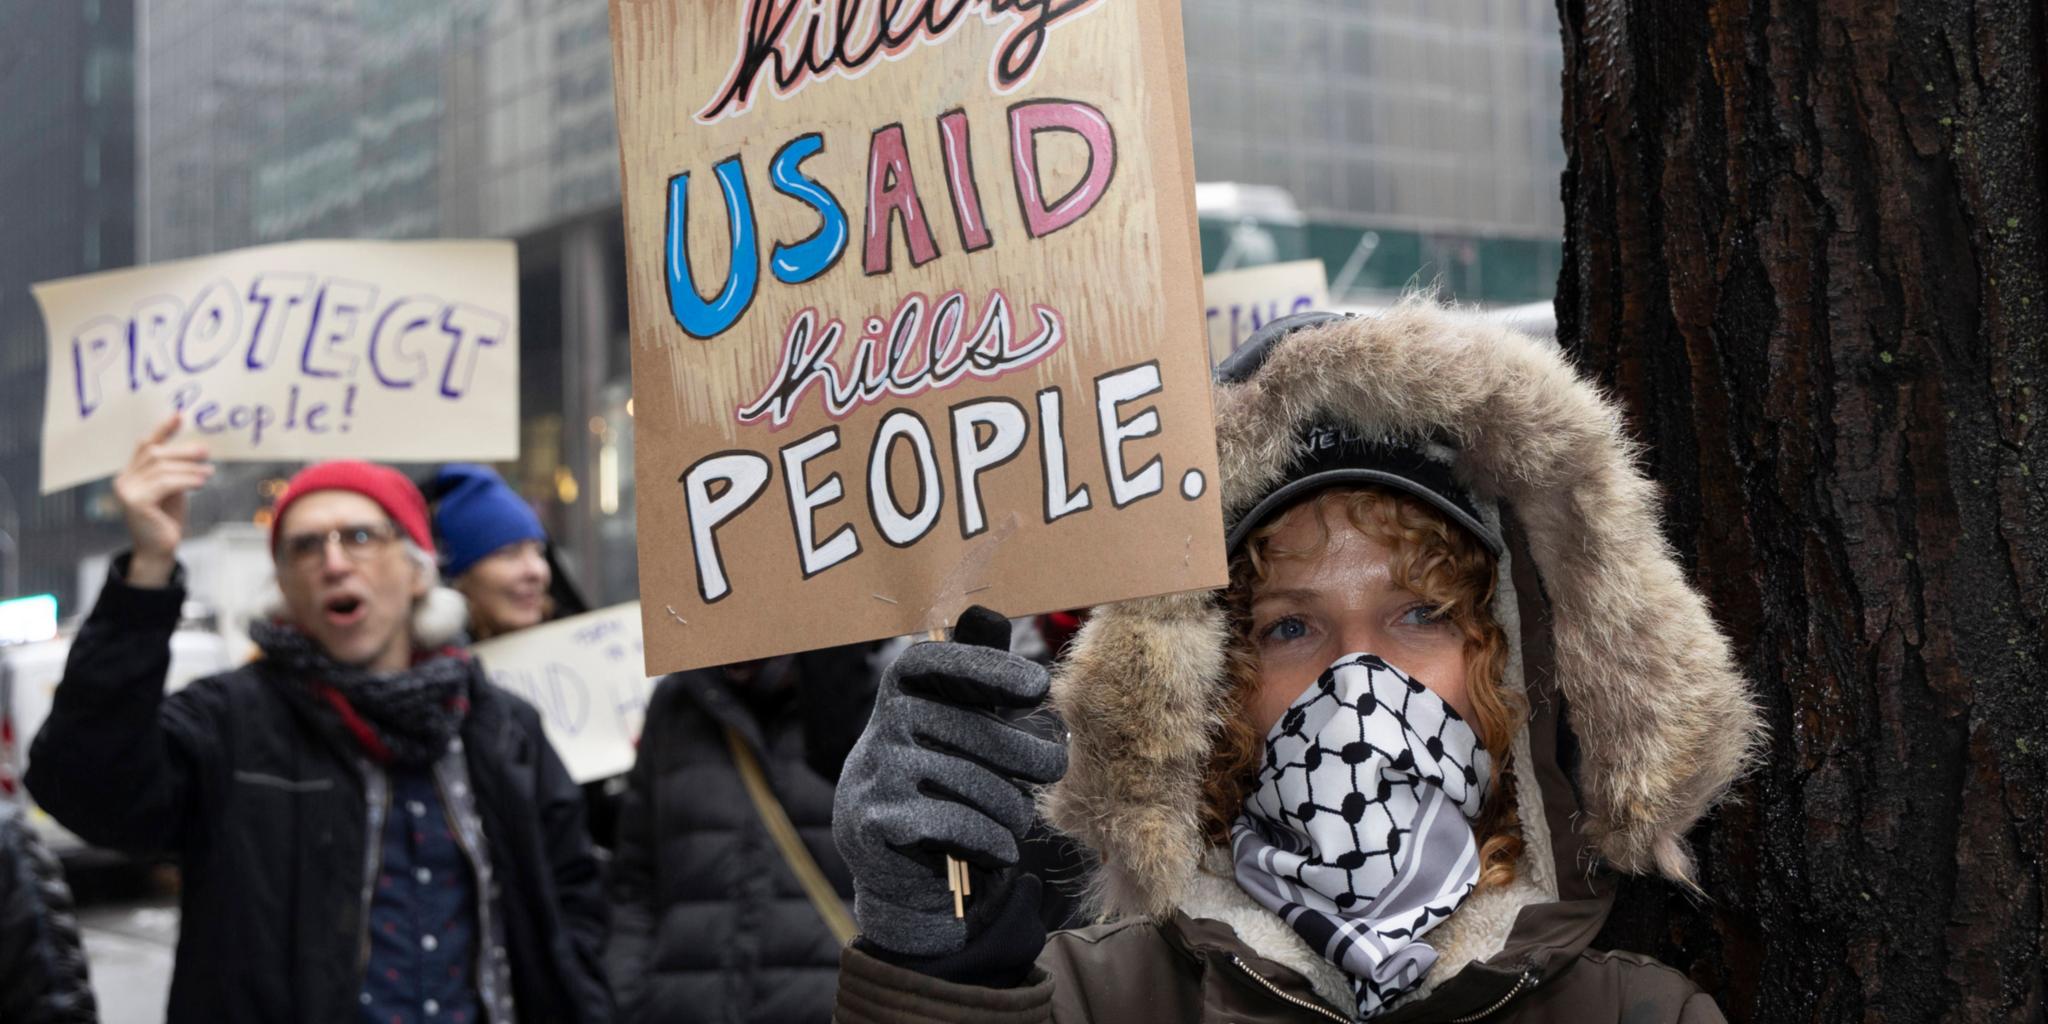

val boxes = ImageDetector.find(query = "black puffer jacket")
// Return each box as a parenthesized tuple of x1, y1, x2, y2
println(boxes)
(25, 559, 612, 1023)
(0, 801, 96, 1023)
(605, 650, 877, 1024)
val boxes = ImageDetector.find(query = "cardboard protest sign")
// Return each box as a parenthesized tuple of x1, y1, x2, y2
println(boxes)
(611, 0, 1225, 673)
(35, 239, 518, 493)
(472, 603, 657, 783)
(1203, 260, 1332, 367)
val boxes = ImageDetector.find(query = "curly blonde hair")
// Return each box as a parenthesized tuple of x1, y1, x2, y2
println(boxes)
(1203, 486, 1525, 891)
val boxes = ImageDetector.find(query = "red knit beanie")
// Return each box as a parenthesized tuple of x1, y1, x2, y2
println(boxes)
(270, 461, 435, 555)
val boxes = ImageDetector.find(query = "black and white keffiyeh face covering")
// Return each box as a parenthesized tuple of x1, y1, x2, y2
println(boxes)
(1231, 653, 1492, 1019)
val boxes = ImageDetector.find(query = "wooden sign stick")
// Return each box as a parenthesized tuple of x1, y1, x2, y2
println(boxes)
(926, 624, 971, 919)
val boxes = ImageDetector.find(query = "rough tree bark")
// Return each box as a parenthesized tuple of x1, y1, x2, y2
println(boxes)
(1555, 2, 2046, 1022)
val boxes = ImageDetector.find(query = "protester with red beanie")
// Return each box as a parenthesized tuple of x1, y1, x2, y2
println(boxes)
(26, 415, 614, 1024)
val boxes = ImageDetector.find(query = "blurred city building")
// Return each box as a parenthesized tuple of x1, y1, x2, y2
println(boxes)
(132, 0, 636, 610)
(1184, 0, 1565, 302)
(0, 0, 137, 608)
(2, 0, 1563, 615)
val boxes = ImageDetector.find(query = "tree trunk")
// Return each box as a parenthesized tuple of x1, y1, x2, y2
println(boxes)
(1555, 2, 2047, 1022)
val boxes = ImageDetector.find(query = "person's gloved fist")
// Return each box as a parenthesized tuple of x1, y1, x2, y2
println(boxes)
(832, 606, 1068, 958)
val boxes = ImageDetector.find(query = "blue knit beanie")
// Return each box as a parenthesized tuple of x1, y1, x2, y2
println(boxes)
(431, 464, 547, 580)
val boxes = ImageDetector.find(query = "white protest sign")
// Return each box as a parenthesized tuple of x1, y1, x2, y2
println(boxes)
(35, 239, 518, 494)
(1203, 259, 1332, 367)
(471, 602, 656, 784)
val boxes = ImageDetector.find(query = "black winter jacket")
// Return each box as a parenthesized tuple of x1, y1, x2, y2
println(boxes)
(604, 651, 876, 1024)
(0, 800, 96, 1023)
(25, 559, 612, 1024)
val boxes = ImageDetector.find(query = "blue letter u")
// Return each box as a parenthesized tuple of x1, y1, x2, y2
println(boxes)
(665, 157, 758, 340)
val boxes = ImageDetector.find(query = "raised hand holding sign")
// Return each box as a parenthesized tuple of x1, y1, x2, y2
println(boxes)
(112, 413, 215, 588)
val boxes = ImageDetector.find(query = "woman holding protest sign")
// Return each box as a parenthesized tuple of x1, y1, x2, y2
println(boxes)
(829, 303, 1762, 1022)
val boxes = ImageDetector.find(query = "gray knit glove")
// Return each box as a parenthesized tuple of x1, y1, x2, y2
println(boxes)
(832, 607, 1068, 957)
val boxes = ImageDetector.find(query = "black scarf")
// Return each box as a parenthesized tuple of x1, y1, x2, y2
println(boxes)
(252, 621, 473, 766)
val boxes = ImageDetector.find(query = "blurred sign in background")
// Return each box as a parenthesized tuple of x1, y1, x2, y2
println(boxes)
(1202, 259, 1332, 365)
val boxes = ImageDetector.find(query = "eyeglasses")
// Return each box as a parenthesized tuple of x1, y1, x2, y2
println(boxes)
(278, 523, 401, 566)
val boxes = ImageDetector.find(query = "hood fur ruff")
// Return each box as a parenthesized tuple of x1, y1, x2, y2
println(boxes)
(1044, 299, 1763, 924)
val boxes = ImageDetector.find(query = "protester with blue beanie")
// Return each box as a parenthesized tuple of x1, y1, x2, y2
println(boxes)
(430, 464, 553, 640)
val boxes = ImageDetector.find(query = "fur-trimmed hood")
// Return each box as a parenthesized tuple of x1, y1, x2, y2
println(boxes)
(1044, 301, 1762, 993)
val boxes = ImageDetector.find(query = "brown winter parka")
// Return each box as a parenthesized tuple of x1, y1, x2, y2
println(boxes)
(838, 911, 1720, 1024)
(834, 303, 1762, 1024)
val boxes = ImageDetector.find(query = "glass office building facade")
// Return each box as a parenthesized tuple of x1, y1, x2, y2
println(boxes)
(0, 0, 137, 609)
(130, 0, 640, 605)
(1182, 0, 1566, 301)
(140, 0, 623, 257)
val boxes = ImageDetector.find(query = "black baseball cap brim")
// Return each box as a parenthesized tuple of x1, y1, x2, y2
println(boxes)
(1218, 311, 1504, 557)
(1225, 464, 1503, 557)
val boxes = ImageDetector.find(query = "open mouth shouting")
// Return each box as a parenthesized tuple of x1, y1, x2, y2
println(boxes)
(324, 594, 369, 628)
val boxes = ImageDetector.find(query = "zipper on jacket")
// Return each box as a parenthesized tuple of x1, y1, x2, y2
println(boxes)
(1448, 968, 1539, 1023)
(354, 767, 390, 990)
(1228, 953, 1350, 1024)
